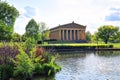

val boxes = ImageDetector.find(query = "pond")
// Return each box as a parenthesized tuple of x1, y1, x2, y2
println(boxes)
(34, 51, 120, 80)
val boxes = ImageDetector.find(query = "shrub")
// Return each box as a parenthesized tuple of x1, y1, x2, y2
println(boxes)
(13, 48, 34, 80)
(0, 42, 19, 79)
(35, 46, 45, 57)
(34, 57, 61, 76)
(23, 38, 35, 56)
(43, 56, 61, 76)
(0, 42, 19, 65)
(0, 64, 14, 80)
(0, 41, 61, 79)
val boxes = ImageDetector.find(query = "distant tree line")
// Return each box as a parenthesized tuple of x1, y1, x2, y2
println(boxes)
(86, 25, 120, 44)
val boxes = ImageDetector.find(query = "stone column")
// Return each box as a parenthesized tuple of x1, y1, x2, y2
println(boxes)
(83, 30, 85, 40)
(70, 30, 72, 40)
(76, 30, 78, 40)
(77, 30, 79, 40)
(66, 30, 68, 40)
(81, 30, 83, 40)
(64, 30, 66, 40)
(74, 30, 76, 40)
(62, 30, 64, 40)
(79, 30, 81, 40)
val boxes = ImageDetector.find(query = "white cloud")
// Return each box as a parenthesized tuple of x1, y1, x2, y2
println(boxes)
(24, 6, 36, 18)
(14, 6, 36, 34)
(12, 0, 120, 34)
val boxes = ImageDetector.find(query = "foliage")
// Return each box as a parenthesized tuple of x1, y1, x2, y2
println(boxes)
(0, 41, 61, 79)
(25, 19, 40, 42)
(0, 1, 19, 41)
(109, 31, 120, 43)
(43, 56, 61, 76)
(12, 33, 21, 42)
(0, 42, 19, 80)
(0, 42, 19, 65)
(34, 52, 61, 76)
(21, 33, 27, 42)
(42, 30, 50, 40)
(35, 47, 45, 57)
(86, 31, 91, 42)
(39, 22, 47, 33)
(0, 64, 14, 80)
(0, 20, 13, 41)
(0, 1, 19, 26)
(23, 38, 36, 56)
(39, 22, 50, 41)
(91, 32, 103, 43)
(97, 25, 119, 44)
(13, 48, 34, 80)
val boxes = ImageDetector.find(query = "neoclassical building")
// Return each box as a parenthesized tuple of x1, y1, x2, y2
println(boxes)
(49, 22, 86, 41)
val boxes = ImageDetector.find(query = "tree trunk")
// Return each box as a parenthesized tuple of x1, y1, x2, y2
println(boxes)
(105, 39, 108, 44)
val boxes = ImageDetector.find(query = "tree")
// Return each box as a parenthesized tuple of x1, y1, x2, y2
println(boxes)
(21, 33, 27, 42)
(25, 19, 39, 41)
(0, 20, 13, 41)
(39, 22, 50, 40)
(109, 31, 120, 43)
(97, 25, 119, 44)
(86, 31, 91, 42)
(0, 1, 19, 26)
(12, 33, 21, 42)
(0, 1, 19, 41)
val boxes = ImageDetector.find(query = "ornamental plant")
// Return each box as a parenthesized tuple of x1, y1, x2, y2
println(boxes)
(0, 42, 19, 80)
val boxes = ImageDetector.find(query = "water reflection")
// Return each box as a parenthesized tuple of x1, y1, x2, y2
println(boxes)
(96, 51, 120, 57)
(34, 51, 120, 80)
(33, 75, 55, 80)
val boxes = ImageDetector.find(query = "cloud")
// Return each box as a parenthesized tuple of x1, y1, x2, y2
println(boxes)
(105, 7, 120, 21)
(8, 0, 120, 34)
(24, 6, 36, 18)
(14, 6, 39, 34)
(110, 7, 120, 11)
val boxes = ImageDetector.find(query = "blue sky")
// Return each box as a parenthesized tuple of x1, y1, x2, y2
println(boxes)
(5, 0, 120, 34)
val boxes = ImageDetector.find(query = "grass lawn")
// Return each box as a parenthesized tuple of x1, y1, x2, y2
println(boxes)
(40, 42, 120, 48)
(109, 43, 120, 48)
(40, 43, 111, 48)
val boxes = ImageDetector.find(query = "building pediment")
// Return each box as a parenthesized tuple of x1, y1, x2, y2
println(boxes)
(50, 22, 86, 31)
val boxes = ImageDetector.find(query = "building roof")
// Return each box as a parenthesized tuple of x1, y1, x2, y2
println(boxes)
(50, 21, 86, 30)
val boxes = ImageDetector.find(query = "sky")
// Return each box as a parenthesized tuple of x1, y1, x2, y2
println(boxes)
(4, 0, 120, 34)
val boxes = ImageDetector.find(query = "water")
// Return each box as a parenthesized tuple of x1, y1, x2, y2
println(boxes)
(35, 51, 120, 80)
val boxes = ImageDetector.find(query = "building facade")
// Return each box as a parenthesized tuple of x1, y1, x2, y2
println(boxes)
(49, 22, 86, 41)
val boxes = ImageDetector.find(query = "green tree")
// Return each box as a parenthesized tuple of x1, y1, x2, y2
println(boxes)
(0, 1, 19, 41)
(97, 25, 119, 44)
(109, 31, 120, 43)
(21, 33, 27, 42)
(39, 22, 50, 41)
(91, 32, 98, 43)
(0, 20, 13, 41)
(86, 31, 91, 42)
(25, 19, 39, 42)
(12, 33, 21, 42)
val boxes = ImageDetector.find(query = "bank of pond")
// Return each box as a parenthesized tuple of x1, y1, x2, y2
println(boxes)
(0, 42, 120, 80)
(40, 44, 117, 52)
(0, 42, 61, 80)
